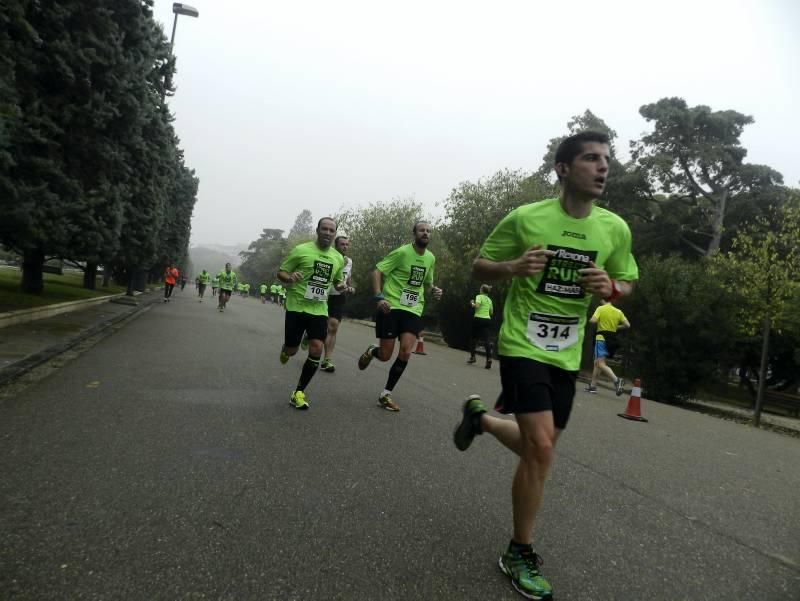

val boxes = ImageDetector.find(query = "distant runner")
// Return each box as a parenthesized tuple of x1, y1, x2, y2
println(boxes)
(467, 284, 494, 369)
(163, 265, 179, 303)
(586, 300, 630, 395)
(216, 263, 238, 312)
(197, 269, 210, 302)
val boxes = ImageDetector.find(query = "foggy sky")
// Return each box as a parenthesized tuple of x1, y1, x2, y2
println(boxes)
(155, 0, 800, 247)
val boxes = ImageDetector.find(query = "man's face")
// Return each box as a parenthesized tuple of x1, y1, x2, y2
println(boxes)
(414, 223, 432, 247)
(560, 142, 610, 198)
(317, 219, 336, 248)
(335, 237, 349, 255)
(225, 264, 231, 273)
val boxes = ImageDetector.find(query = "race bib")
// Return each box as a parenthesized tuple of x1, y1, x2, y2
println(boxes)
(527, 312, 579, 352)
(399, 288, 419, 307)
(304, 283, 328, 301)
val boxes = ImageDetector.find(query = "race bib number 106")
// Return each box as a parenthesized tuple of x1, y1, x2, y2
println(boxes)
(527, 312, 579, 352)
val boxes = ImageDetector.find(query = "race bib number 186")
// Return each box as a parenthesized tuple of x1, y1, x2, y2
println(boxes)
(527, 312, 579, 352)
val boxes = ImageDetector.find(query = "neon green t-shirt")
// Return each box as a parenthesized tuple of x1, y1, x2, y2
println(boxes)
(592, 303, 627, 341)
(259, 284, 268, 295)
(473, 293, 493, 320)
(279, 241, 345, 316)
(270, 284, 278, 294)
(217, 270, 237, 291)
(212, 276, 220, 287)
(198, 272, 210, 285)
(376, 244, 435, 317)
(279, 288, 286, 298)
(480, 198, 638, 371)
(244, 284, 250, 293)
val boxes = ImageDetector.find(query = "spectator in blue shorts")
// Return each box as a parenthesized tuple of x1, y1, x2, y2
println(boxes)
(586, 300, 630, 395)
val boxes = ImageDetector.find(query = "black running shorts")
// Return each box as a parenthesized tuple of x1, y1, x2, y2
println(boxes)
(375, 309, 422, 339)
(285, 311, 328, 348)
(494, 356, 576, 429)
(328, 294, 346, 321)
(471, 317, 490, 338)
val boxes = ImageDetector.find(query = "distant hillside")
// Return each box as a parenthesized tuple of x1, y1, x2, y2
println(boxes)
(189, 244, 246, 272)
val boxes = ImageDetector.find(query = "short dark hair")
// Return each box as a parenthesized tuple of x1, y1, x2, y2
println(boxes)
(480, 284, 491, 294)
(554, 131, 610, 168)
(317, 217, 336, 230)
(412, 220, 430, 234)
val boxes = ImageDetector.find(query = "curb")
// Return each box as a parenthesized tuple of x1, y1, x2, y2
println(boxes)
(0, 293, 128, 329)
(0, 293, 159, 387)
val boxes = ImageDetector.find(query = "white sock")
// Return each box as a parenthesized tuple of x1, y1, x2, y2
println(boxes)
(381, 389, 392, 397)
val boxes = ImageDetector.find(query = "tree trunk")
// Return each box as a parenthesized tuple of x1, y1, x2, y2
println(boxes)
(102, 267, 111, 288)
(753, 312, 771, 427)
(706, 188, 728, 256)
(83, 262, 97, 290)
(21, 248, 45, 293)
(126, 265, 136, 296)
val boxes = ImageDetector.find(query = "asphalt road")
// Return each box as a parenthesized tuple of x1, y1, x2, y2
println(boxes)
(1, 290, 799, 600)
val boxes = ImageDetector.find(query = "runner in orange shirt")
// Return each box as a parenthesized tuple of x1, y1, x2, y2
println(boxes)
(164, 265, 179, 302)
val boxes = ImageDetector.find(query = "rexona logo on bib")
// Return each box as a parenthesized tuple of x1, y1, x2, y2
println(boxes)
(305, 260, 333, 301)
(537, 245, 597, 299)
(407, 265, 427, 288)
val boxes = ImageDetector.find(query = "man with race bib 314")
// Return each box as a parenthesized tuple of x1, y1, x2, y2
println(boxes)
(452, 131, 638, 600)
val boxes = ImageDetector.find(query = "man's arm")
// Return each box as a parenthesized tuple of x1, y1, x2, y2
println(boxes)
(472, 245, 555, 281)
(618, 318, 631, 330)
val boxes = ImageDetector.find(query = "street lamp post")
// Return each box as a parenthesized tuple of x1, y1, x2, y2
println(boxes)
(161, 3, 199, 104)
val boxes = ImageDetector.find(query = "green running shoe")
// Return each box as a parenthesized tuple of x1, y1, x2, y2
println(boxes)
(498, 547, 552, 600)
(378, 392, 400, 412)
(321, 359, 335, 373)
(289, 390, 309, 410)
(358, 344, 377, 370)
(279, 346, 290, 365)
(300, 332, 309, 351)
(453, 395, 486, 451)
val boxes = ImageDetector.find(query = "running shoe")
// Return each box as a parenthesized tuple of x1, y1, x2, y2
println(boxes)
(378, 392, 399, 412)
(498, 547, 553, 600)
(485, 360, 492, 370)
(279, 345, 290, 365)
(467, 356, 477, 364)
(358, 344, 378, 370)
(453, 395, 486, 451)
(321, 359, 335, 373)
(289, 390, 309, 410)
(300, 332, 309, 351)
(585, 385, 597, 394)
(615, 378, 625, 396)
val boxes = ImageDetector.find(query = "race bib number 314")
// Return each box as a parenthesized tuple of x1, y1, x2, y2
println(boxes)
(527, 312, 579, 352)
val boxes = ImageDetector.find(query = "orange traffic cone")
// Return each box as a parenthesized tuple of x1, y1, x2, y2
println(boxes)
(412, 336, 427, 355)
(618, 378, 648, 422)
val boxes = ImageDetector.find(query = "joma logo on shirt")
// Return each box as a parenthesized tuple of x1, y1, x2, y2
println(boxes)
(562, 230, 586, 240)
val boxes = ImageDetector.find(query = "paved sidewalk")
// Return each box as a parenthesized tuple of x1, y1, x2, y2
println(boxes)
(0, 292, 159, 385)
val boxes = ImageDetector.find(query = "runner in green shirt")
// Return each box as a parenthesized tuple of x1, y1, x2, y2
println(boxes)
(278, 286, 286, 307)
(467, 284, 494, 368)
(216, 263, 238, 312)
(259, 283, 268, 304)
(197, 269, 211, 302)
(357, 220, 443, 411)
(269, 283, 278, 303)
(212, 275, 220, 297)
(452, 131, 639, 600)
(277, 217, 345, 410)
